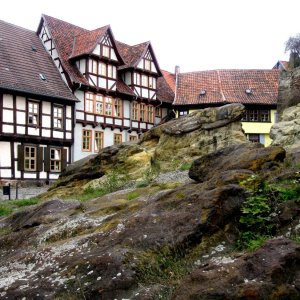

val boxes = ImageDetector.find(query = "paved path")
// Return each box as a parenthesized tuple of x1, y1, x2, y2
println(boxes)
(0, 186, 49, 201)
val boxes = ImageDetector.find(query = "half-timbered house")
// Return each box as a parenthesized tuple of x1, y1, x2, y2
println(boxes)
(172, 68, 280, 146)
(0, 20, 77, 181)
(37, 15, 173, 161)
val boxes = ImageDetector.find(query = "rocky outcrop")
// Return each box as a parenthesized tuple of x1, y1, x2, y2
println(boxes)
(277, 67, 300, 115)
(50, 103, 246, 195)
(1, 140, 299, 299)
(189, 143, 286, 182)
(172, 238, 300, 300)
(271, 103, 300, 150)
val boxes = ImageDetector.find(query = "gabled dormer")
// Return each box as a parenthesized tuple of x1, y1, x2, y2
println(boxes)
(117, 41, 162, 100)
(68, 26, 125, 92)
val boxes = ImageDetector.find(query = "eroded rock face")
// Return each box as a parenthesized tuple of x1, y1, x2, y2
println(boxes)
(172, 238, 300, 300)
(271, 103, 300, 150)
(0, 136, 299, 299)
(53, 104, 246, 192)
(189, 143, 286, 182)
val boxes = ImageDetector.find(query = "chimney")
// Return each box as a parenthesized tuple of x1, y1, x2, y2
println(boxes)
(175, 65, 180, 76)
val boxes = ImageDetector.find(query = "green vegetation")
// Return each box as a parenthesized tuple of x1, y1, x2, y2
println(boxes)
(0, 197, 39, 217)
(127, 191, 140, 201)
(237, 175, 300, 251)
(179, 162, 192, 171)
(78, 169, 129, 201)
(135, 166, 159, 188)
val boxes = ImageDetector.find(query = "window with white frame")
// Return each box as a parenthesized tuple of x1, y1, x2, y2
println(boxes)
(50, 148, 61, 172)
(53, 106, 63, 129)
(28, 101, 39, 125)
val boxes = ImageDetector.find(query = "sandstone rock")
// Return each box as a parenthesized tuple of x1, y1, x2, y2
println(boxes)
(172, 238, 300, 300)
(8, 199, 81, 231)
(189, 143, 286, 182)
(271, 103, 300, 150)
(50, 104, 246, 194)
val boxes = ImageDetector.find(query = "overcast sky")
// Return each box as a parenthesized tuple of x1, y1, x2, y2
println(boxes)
(0, 0, 298, 73)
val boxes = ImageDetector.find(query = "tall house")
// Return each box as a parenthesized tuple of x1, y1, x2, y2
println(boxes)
(172, 69, 280, 146)
(0, 20, 77, 181)
(37, 15, 173, 162)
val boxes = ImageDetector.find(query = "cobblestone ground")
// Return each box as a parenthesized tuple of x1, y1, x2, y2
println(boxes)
(0, 186, 49, 201)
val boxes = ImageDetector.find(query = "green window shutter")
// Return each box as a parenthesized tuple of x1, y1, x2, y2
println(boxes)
(17, 145, 24, 171)
(61, 148, 68, 172)
(37, 147, 44, 172)
(44, 147, 50, 172)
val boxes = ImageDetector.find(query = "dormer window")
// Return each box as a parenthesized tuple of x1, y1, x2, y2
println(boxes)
(245, 88, 253, 95)
(199, 90, 206, 96)
(144, 59, 151, 71)
(102, 45, 110, 58)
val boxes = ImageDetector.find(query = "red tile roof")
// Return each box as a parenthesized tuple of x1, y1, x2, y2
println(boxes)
(0, 20, 77, 102)
(41, 16, 127, 91)
(157, 70, 175, 103)
(174, 69, 280, 106)
(161, 70, 176, 92)
(117, 41, 149, 69)
(70, 26, 109, 59)
(273, 60, 289, 71)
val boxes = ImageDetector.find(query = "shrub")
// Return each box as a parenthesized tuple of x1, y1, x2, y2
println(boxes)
(127, 191, 140, 201)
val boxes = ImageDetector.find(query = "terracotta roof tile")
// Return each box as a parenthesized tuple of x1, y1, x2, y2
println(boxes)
(0, 19, 77, 101)
(70, 26, 109, 59)
(174, 69, 279, 106)
(157, 70, 175, 103)
(117, 41, 149, 69)
(161, 70, 176, 92)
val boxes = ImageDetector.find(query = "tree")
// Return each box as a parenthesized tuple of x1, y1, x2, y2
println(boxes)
(285, 34, 300, 68)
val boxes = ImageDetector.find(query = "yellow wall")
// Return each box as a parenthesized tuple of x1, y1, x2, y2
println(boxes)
(176, 109, 276, 147)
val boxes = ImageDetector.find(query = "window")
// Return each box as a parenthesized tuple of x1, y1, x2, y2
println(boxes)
(95, 95, 104, 114)
(82, 130, 92, 151)
(179, 110, 188, 117)
(114, 133, 122, 145)
(144, 59, 151, 71)
(50, 148, 61, 172)
(260, 110, 270, 122)
(148, 105, 154, 123)
(249, 110, 259, 122)
(242, 109, 270, 122)
(85, 93, 94, 113)
(155, 107, 162, 117)
(107, 65, 113, 78)
(24, 146, 37, 171)
(129, 135, 138, 142)
(114, 98, 122, 118)
(248, 134, 260, 143)
(99, 62, 106, 76)
(28, 101, 39, 125)
(141, 75, 148, 87)
(53, 106, 63, 129)
(140, 103, 146, 122)
(105, 97, 113, 116)
(102, 45, 110, 57)
(132, 102, 139, 120)
(149, 77, 156, 89)
(94, 131, 103, 152)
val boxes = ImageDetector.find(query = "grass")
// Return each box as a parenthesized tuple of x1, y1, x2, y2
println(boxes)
(127, 191, 140, 200)
(0, 197, 40, 217)
(179, 162, 192, 171)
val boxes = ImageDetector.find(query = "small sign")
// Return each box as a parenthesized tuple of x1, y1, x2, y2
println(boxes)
(3, 185, 10, 196)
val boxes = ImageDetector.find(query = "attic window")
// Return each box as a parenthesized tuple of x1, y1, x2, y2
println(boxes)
(32, 46, 37, 52)
(245, 88, 253, 95)
(199, 90, 206, 96)
(39, 73, 47, 81)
